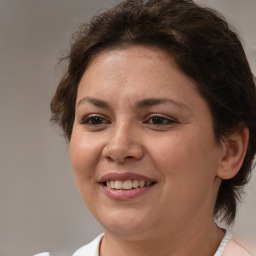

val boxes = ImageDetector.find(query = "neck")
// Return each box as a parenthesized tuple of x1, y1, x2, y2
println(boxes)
(100, 220, 225, 256)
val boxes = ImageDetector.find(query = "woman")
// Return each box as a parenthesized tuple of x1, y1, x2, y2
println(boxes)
(50, 0, 256, 255)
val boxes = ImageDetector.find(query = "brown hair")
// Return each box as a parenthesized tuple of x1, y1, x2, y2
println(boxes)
(50, 0, 256, 224)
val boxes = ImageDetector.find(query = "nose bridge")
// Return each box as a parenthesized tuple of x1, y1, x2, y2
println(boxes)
(112, 119, 132, 145)
(102, 118, 143, 162)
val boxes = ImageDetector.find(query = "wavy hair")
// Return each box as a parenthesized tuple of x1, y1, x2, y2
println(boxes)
(50, 0, 256, 224)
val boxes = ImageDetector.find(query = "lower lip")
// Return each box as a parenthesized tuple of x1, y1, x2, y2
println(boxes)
(100, 184, 154, 200)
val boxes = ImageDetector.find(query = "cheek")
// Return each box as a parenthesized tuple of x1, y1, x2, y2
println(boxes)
(150, 132, 219, 214)
(149, 129, 218, 182)
(70, 131, 102, 182)
(69, 132, 104, 207)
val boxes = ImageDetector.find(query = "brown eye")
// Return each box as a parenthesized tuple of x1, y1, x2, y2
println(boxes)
(81, 115, 110, 125)
(147, 115, 175, 125)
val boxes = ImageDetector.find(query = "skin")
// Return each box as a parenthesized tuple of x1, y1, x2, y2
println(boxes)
(70, 45, 247, 256)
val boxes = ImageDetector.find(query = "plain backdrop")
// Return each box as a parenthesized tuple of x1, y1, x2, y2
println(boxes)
(0, 0, 255, 255)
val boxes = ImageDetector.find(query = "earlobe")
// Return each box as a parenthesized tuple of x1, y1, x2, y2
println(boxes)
(217, 127, 249, 180)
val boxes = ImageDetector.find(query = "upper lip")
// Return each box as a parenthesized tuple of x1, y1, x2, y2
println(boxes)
(98, 172, 157, 183)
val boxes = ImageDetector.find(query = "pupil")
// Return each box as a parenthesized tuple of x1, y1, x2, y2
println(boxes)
(153, 116, 163, 124)
(92, 117, 102, 124)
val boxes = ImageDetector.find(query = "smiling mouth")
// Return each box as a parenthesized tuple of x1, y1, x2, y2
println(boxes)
(103, 180, 156, 190)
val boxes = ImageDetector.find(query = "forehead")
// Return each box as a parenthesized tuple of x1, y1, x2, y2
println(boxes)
(76, 46, 213, 125)
(77, 45, 198, 96)
(87, 45, 177, 71)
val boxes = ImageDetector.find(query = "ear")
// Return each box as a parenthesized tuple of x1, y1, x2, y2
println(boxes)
(217, 127, 249, 180)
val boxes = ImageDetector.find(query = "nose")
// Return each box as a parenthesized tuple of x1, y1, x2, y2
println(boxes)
(102, 122, 144, 163)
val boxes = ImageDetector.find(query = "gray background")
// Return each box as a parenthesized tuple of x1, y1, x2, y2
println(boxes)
(0, 0, 255, 255)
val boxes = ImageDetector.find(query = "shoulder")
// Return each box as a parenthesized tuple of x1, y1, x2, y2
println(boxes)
(223, 237, 254, 256)
(72, 233, 104, 256)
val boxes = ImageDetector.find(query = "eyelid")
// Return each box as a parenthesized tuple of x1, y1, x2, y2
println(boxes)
(147, 113, 176, 120)
(78, 113, 177, 126)
(144, 113, 177, 124)
(79, 113, 111, 125)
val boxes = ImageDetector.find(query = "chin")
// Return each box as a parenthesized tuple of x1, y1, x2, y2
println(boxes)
(94, 207, 154, 238)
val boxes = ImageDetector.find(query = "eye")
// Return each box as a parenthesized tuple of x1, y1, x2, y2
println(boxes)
(146, 114, 176, 125)
(80, 114, 110, 125)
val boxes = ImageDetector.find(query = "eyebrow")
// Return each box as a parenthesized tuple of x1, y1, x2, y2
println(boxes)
(77, 96, 190, 111)
(77, 97, 111, 108)
(135, 98, 190, 111)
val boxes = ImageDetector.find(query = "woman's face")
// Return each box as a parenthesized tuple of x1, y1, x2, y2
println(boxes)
(70, 45, 223, 238)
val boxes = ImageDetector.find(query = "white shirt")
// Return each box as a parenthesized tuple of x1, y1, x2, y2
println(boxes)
(72, 230, 253, 256)
(72, 233, 104, 256)
(35, 230, 253, 256)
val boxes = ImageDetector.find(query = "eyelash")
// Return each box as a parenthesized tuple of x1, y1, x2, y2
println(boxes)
(80, 114, 177, 127)
(144, 114, 176, 125)
(80, 114, 110, 125)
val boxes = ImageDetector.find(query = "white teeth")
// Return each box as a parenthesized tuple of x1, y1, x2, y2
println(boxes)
(132, 180, 139, 188)
(110, 180, 115, 189)
(115, 180, 123, 189)
(105, 180, 153, 189)
(123, 180, 133, 189)
(139, 180, 145, 188)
